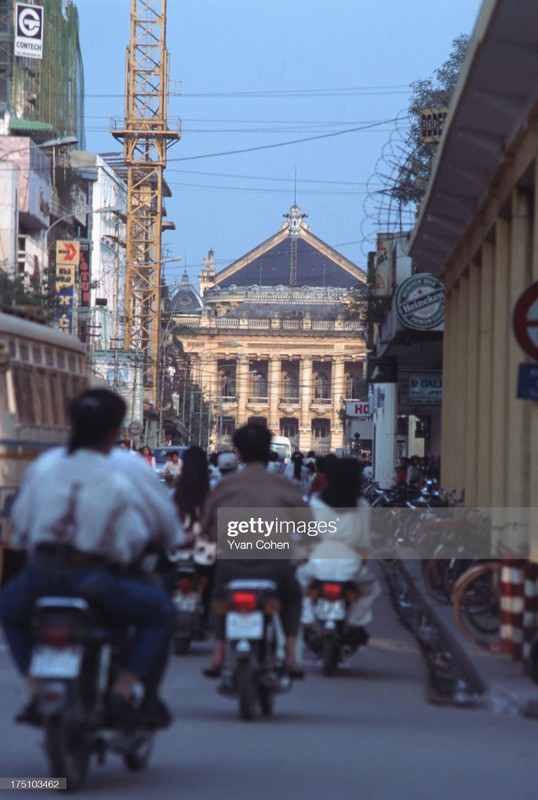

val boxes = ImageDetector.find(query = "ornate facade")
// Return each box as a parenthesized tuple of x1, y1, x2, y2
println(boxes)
(172, 206, 367, 453)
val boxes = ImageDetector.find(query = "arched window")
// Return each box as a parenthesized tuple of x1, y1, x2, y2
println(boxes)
(313, 370, 330, 400)
(219, 369, 236, 398)
(311, 419, 331, 453)
(282, 370, 299, 400)
(280, 417, 298, 438)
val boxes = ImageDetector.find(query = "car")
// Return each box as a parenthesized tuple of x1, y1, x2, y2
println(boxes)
(152, 445, 190, 477)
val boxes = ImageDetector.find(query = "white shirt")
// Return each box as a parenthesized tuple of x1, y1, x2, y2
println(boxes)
(297, 496, 370, 582)
(12, 447, 186, 565)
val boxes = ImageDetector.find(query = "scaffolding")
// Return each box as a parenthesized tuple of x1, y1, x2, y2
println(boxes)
(1, 0, 85, 145)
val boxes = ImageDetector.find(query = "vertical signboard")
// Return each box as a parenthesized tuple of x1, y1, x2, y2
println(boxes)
(78, 241, 91, 307)
(373, 233, 393, 296)
(15, 3, 44, 60)
(55, 240, 79, 334)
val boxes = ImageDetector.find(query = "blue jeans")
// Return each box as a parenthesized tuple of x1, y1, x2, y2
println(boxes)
(0, 551, 175, 683)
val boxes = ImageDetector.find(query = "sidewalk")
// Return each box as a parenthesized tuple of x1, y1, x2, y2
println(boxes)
(385, 556, 538, 718)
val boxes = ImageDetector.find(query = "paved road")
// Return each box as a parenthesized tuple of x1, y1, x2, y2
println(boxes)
(0, 567, 536, 799)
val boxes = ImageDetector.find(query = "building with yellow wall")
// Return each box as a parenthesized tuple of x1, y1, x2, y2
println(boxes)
(410, 0, 538, 509)
(171, 206, 368, 454)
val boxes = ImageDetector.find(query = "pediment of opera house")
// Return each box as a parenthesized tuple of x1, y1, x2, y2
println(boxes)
(201, 205, 366, 293)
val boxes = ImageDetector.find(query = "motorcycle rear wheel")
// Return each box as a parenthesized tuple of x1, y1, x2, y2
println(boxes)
(322, 636, 338, 676)
(46, 714, 90, 790)
(258, 685, 274, 717)
(236, 661, 257, 721)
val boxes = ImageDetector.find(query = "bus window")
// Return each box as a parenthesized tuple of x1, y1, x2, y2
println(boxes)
(35, 369, 52, 425)
(47, 372, 60, 426)
(12, 366, 37, 424)
(32, 347, 42, 365)
(45, 349, 54, 367)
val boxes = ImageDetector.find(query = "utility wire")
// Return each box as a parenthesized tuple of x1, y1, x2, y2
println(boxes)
(168, 117, 409, 163)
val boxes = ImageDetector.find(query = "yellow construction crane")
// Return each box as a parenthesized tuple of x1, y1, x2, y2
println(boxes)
(113, 0, 179, 402)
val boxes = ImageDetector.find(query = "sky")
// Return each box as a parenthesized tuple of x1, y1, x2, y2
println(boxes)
(77, 0, 484, 288)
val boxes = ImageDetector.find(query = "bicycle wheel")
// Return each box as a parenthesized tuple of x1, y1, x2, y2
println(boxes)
(452, 562, 501, 649)
(422, 560, 451, 604)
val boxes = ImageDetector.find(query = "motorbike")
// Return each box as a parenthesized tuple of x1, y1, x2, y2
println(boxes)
(216, 579, 293, 721)
(24, 596, 155, 790)
(168, 537, 216, 655)
(302, 579, 367, 676)
(169, 551, 209, 655)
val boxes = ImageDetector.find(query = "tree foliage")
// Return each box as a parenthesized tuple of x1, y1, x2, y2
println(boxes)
(391, 34, 469, 207)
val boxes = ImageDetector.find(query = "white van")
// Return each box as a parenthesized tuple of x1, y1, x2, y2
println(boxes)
(270, 435, 297, 464)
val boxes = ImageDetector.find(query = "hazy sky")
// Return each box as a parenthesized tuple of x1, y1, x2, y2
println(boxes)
(77, 0, 483, 286)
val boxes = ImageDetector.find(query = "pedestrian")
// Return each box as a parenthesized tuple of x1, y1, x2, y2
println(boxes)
(140, 444, 156, 469)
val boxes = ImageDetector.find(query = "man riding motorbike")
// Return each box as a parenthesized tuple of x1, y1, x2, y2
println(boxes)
(201, 424, 307, 679)
(0, 389, 186, 727)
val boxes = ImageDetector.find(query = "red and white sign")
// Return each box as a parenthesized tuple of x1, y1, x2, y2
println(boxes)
(512, 281, 538, 361)
(346, 401, 370, 418)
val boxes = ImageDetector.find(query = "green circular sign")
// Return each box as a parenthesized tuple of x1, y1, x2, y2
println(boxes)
(394, 274, 445, 331)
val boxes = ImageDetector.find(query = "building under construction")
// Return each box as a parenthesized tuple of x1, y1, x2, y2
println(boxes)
(0, 0, 84, 144)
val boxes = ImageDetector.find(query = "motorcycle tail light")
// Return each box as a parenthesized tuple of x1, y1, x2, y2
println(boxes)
(231, 591, 257, 612)
(178, 578, 194, 594)
(41, 622, 76, 647)
(322, 582, 342, 601)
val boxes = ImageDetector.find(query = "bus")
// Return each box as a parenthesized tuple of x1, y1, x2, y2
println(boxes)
(0, 309, 88, 583)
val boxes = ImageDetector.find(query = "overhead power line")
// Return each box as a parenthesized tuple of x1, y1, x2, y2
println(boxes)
(168, 116, 409, 163)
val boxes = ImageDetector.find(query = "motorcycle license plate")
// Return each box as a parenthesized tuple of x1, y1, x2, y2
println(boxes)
(315, 599, 346, 622)
(174, 594, 197, 612)
(226, 611, 263, 640)
(29, 645, 83, 679)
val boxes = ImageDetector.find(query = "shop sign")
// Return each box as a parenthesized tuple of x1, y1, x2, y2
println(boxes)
(420, 108, 448, 143)
(394, 273, 444, 331)
(346, 401, 370, 418)
(409, 373, 442, 401)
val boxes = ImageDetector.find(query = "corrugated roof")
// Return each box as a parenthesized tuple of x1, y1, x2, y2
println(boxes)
(9, 119, 56, 132)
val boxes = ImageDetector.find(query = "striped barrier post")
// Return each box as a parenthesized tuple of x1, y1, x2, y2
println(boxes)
(500, 559, 525, 659)
(523, 562, 538, 662)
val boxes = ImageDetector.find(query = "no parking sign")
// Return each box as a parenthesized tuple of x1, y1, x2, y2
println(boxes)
(512, 281, 538, 361)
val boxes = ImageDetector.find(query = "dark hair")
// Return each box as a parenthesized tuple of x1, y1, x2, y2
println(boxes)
(68, 389, 126, 454)
(320, 457, 362, 509)
(233, 424, 272, 464)
(173, 446, 210, 525)
(291, 450, 304, 480)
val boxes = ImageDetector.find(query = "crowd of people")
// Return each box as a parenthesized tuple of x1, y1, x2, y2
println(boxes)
(0, 388, 380, 728)
(392, 454, 441, 488)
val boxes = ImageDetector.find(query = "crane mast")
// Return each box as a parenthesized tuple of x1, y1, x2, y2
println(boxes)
(113, 0, 179, 402)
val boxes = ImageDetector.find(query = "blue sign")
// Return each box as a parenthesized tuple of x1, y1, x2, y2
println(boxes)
(517, 363, 538, 400)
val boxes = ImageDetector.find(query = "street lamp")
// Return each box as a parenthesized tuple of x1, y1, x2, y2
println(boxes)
(44, 204, 123, 250)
